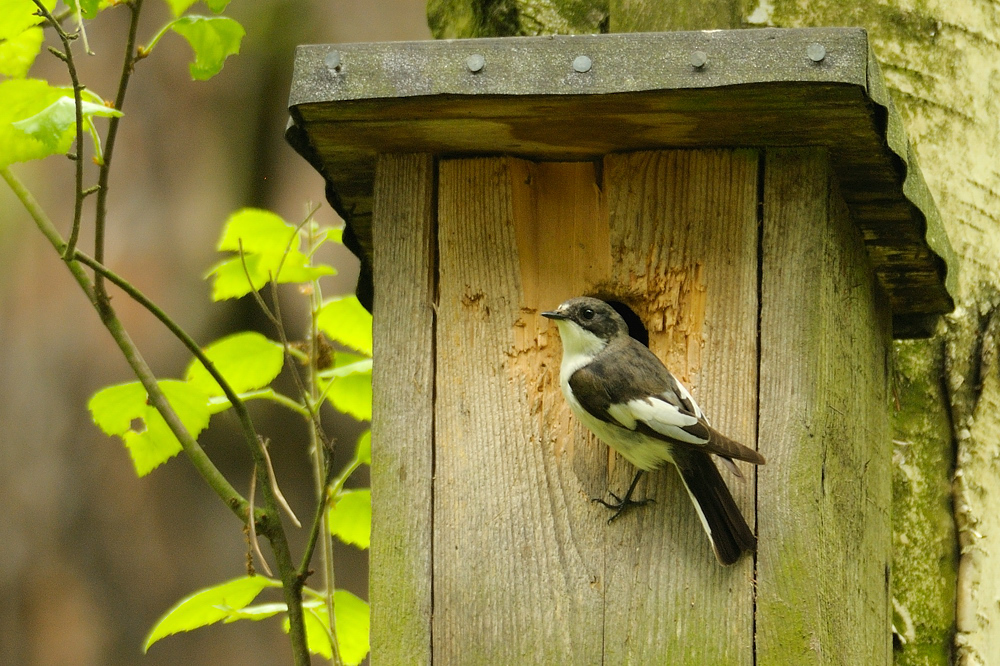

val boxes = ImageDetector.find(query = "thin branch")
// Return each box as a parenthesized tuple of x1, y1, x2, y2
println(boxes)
(260, 438, 302, 528)
(297, 455, 337, 580)
(71, 0, 92, 54)
(72, 249, 286, 493)
(248, 465, 273, 576)
(304, 221, 342, 666)
(74, 251, 306, 527)
(32, 0, 86, 260)
(5, 165, 312, 665)
(3, 167, 249, 517)
(73, 249, 255, 420)
(270, 278, 332, 451)
(1, 167, 95, 302)
(237, 239, 282, 329)
(93, 0, 144, 298)
(235, 240, 331, 451)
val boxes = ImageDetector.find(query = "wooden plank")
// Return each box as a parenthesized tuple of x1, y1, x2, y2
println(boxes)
(756, 148, 892, 664)
(369, 153, 436, 665)
(433, 157, 611, 663)
(598, 149, 759, 663)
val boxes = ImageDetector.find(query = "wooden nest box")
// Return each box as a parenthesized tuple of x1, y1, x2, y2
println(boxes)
(287, 28, 955, 664)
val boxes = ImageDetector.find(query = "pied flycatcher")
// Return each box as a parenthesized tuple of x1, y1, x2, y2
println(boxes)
(542, 296, 765, 565)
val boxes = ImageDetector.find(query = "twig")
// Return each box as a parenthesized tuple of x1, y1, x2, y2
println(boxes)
(237, 239, 282, 328)
(269, 278, 332, 450)
(32, 1, 86, 261)
(71, 0, 92, 54)
(93, 0, 144, 299)
(260, 437, 302, 528)
(235, 240, 331, 451)
(297, 454, 337, 580)
(2, 166, 249, 517)
(3, 165, 312, 665)
(248, 465, 274, 576)
(72, 249, 281, 457)
(304, 221, 342, 666)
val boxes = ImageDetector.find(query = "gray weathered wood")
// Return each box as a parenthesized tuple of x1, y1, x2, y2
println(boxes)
(756, 148, 893, 664)
(433, 157, 611, 663)
(600, 150, 759, 663)
(286, 28, 956, 335)
(370, 153, 436, 665)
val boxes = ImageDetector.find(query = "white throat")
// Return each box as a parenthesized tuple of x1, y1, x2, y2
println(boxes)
(553, 319, 607, 383)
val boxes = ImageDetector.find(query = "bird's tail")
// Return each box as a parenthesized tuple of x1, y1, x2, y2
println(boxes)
(675, 450, 756, 565)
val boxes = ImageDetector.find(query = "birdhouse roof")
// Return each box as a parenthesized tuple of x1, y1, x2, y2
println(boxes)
(286, 27, 955, 337)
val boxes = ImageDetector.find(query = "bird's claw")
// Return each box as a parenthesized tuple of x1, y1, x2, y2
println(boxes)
(591, 494, 654, 523)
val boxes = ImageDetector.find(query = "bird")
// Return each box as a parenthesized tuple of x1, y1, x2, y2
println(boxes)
(541, 296, 765, 565)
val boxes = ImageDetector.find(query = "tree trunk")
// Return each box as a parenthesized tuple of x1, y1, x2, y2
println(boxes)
(428, 1, 1000, 663)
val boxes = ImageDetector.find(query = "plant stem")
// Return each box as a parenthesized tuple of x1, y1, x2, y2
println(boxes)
(93, 0, 144, 298)
(1, 166, 248, 519)
(32, 0, 85, 260)
(299, 455, 337, 581)
(307, 222, 342, 666)
(3, 166, 311, 664)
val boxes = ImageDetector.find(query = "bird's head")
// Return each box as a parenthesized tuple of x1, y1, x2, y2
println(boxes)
(542, 297, 628, 357)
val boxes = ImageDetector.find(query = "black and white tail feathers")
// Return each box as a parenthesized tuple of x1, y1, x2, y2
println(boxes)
(674, 450, 756, 565)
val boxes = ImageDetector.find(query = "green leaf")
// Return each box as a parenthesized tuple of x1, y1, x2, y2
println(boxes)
(0, 79, 71, 166)
(185, 331, 284, 397)
(164, 0, 230, 16)
(88, 380, 210, 476)
(334, 590, 370, 665)
(164, 0, 196, 15)
(317, 226, 344, 245)
(203, 0, 231, 12)
(303, 607, 334, 659)
(207, 250, 335, 300)
(144, 575, 280, 652)
(170, 15, 244, 81)
(283, 591, 369, 664)
(0, 25, 42, 78)
(316, 295, 373, 356)
(217, 208, 296, 254)
(0, 0, 55, 42)
(12, 95, 122, 162)
(208, 208, 336, 300)
(355, 430, 371, 465)
(324, 364, 372, 421)
(328, 489, 371, 550)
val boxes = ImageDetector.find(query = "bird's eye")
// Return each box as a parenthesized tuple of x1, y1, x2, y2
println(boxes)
(581, 308, 595, 320)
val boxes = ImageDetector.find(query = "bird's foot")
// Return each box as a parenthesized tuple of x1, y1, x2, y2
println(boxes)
(591, 492, 653, 524)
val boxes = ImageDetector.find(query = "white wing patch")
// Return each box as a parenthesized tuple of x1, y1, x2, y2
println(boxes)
(624, 397, 707, 445)
(670, 380, 707, 422)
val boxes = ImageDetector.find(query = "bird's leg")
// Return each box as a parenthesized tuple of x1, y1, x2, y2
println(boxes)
(592, 469, 653, 523)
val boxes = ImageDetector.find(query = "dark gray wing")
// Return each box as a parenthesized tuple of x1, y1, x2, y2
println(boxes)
(568, 337, 765, 466)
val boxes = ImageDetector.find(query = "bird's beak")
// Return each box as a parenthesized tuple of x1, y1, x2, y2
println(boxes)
(541, 310, 568, 320)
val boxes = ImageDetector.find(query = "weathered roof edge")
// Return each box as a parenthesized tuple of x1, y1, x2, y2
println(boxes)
(285, 28, 956, 338)
(862, 45, 957, 336)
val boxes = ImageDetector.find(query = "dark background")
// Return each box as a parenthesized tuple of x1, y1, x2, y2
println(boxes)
(0, 2, 430, 663)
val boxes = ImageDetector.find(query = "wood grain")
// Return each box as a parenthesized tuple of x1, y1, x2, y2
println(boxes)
(369, 153, 436, 665)
(433, 158, 611, 663)
(756, 148, 892, 665)
(600, 150, 759, 664)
